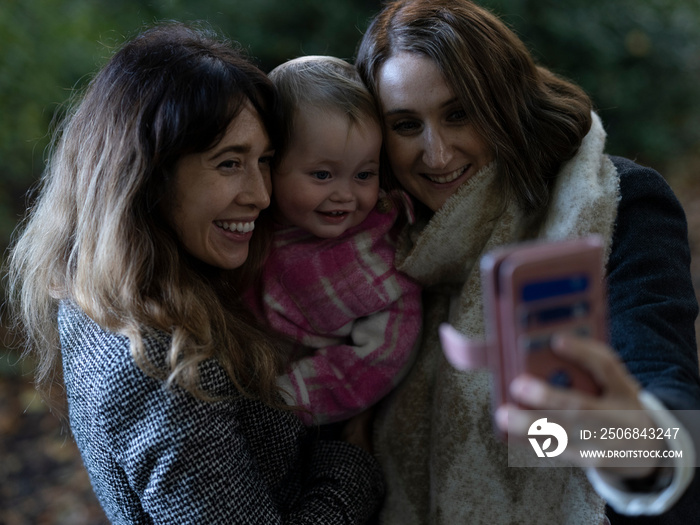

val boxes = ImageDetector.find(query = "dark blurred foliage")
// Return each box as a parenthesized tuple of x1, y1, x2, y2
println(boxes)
(482, 0, 700, 175)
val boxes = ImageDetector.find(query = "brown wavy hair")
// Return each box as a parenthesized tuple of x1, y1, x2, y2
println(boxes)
(6, 23, 288, 414)
(356, 0, 593, 219)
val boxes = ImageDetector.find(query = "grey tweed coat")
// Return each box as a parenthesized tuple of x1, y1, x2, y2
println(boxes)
(59, 300, 384, 524)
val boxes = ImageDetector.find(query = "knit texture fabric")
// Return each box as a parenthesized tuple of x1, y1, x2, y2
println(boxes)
(59, 300, 385, 524)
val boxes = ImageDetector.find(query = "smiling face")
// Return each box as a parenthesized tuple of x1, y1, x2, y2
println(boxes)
(376, 52, 494, 212)
(170, 103, 273, 269)
(272, 108, 381, 238)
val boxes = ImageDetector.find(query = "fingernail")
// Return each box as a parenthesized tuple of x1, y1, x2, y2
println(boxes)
(510, 377, 527, 396)
(495, 405, 508, 429)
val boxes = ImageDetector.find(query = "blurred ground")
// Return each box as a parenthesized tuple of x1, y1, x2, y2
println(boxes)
(0, 374, 107, 525)
(0, 169, 699, 525)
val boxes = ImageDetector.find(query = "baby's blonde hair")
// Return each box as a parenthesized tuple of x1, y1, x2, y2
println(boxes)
(269, 55, 380, 157)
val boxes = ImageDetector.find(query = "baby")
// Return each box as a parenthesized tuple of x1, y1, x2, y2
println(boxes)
(247, 55, 422, 426)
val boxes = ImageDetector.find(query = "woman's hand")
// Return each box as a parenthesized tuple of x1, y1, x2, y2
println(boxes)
(494, 334, 667, 480)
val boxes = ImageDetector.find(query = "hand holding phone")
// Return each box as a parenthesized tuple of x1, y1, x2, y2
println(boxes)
(441, 236, 606, 409)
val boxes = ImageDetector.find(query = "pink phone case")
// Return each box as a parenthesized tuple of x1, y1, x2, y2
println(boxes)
(441, 236, 606, 409)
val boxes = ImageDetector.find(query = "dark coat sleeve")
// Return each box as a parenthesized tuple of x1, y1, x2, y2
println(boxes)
(606, 156, 700, 409)
(605, 156, 700, 525)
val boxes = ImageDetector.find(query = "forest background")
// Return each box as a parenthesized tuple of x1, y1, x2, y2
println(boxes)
(1, 1, 699, 523)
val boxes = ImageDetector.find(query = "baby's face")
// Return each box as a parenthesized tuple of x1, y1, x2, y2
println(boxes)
(273, 108, 381, 238)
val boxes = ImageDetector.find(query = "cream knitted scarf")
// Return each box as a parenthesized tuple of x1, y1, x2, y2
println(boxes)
(375, 112, 620, 524)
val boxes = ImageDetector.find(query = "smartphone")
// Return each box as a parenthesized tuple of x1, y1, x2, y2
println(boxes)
(481, 236, 606, 407)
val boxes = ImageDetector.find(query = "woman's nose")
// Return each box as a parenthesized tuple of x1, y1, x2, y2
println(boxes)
(238, 168, 271, 209)
(422, 127, 452, 169)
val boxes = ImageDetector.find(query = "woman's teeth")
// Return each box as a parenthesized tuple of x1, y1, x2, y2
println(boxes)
(215, 220, 255, 233)
(425, 166, 468, 184)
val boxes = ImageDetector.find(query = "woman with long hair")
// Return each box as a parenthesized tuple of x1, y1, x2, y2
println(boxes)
(7, 23, 383, 523)
(355, 1, 700, 523)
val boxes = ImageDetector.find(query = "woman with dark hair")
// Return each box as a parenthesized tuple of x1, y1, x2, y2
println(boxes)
(7, 23, 383, 523)
(355, 1, 700, 523)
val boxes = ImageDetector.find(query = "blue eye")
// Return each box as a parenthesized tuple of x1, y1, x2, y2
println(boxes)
(311, 171, 331, 180)
(356, 171, 375, 181)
